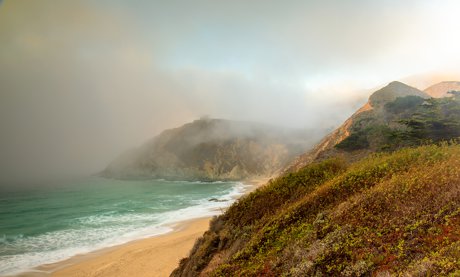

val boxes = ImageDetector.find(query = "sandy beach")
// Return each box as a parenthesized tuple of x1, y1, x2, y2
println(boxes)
(42, 217, 211, 277)
(14, 179, 270, 277)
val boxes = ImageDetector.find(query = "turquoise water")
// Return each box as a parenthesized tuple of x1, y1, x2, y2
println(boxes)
(0, 178, 245, 275)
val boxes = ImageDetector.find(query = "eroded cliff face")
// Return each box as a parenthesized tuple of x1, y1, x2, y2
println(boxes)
(103, 118, 313, 181)
(285, 81, 430, 172)
(287, 101, 373, 172)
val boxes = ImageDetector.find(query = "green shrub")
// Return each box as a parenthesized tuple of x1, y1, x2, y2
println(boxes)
(384, 95, 425, 114)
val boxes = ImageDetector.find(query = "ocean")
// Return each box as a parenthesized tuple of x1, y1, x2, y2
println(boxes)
(0, 178, 246, 276)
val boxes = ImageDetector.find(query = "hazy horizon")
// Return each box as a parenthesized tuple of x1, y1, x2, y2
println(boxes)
(1, 0, 460, 185)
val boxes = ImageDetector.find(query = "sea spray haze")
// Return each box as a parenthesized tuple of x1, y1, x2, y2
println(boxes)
(0, 178, 246, 275)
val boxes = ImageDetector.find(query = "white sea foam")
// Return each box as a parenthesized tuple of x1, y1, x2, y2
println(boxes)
(0, 181, 249, 276)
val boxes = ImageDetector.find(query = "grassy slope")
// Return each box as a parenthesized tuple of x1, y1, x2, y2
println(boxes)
(172, 144, 460, 276)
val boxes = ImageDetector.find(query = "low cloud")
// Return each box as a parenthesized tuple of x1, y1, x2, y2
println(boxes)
(1, 0, 459, 185)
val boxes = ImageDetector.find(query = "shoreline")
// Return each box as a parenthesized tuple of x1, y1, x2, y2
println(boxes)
(12, 218, 212, 277)
(11, 178, 269, 277)
(50, 217, 211, 277)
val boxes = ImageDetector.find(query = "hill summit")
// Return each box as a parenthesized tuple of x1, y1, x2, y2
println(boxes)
(368, 81, 429, 107)
(286, 81, 460, 171)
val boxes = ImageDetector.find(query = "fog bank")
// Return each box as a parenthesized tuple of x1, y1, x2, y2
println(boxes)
(1, 0, 460, 185)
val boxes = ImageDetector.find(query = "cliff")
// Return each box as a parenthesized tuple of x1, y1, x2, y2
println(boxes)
(103, 118, 313, 181)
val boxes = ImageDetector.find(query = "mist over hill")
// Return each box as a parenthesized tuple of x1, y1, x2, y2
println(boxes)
(103, 118, 319, 181)
(105, 80, 460, 181)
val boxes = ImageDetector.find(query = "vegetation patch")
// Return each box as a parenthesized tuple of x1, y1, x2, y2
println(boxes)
(336, 96, 460, 152)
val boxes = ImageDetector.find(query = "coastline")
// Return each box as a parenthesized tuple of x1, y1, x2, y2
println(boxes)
(49, 217, 211, 277)
(11, 178, 269, 277)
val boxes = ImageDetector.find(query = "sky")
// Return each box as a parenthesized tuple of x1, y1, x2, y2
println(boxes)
(1, 0, 460, 184)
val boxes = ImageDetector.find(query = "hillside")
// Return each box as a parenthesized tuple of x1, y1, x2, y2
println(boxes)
(286, 81, 458, 172)
(172, 144, 460, 276)
(171, 80, 460, 276)
(103, 118, 314, 181)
